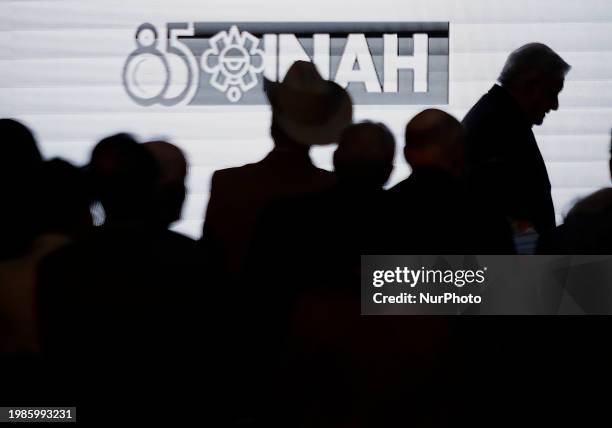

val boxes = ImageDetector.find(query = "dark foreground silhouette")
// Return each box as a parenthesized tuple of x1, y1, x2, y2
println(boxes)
(0, 48, 610, 426)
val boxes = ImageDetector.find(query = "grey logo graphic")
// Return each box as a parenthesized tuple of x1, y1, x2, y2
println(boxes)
(123, 22, 199, 106)
(201, 25, 265, 102)
(123, 22, 449, 106)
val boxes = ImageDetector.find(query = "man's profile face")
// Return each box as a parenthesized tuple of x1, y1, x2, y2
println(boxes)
(525, 73, 565, 126)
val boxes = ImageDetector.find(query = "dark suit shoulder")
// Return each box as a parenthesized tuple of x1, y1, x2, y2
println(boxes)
(387, 177, 413, 197)
(210, 155, 333, 190)
(162, 229, 197, 246)
(463, 86, 526, 138)
(209, 161, 262, 188)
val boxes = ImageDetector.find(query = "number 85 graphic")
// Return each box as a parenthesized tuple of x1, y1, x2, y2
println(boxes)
(123, 23, 199, 106)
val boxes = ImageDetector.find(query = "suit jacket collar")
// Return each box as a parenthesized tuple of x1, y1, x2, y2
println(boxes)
(261, 147, 315, 168)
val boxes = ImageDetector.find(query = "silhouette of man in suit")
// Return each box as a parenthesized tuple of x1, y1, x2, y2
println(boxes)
(36, 134, 203, 422)
(0, 119, 43, 259)
(202, 60, 352, 279)
(0, 119, 44, 354)
(200, 62, 352, 425)
(463, 43, 571, 235)
(238, 121, 397, 426)
(248, 121, 395, 292)
(387, 109, 514, 254)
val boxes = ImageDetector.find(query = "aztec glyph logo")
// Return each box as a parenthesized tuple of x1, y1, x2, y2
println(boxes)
(122, 22, 449, 106)
(200, 25, 265, 102)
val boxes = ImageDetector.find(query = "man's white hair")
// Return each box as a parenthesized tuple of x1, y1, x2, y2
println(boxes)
(499, 43, 571, 88)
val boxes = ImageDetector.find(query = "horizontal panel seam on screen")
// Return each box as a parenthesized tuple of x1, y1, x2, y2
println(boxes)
(13, 129, 612, 138)
(5, 112, 612, 119)
(4, 79, 612, 87)
(5, 101, 612, 108)
(2, 22, 611, 30)
(178, 187, 610, 196)
(1, 50, 611, 59)
(2, 54, 611, 61)
(29, 160, 612, 166)
(38, 135, 612, 143)
(6, 106, 612, 112)
(7, 109, 609, 117)
(4, 19, 612, 29)
(30, 162, 612, 169)
(13, 131, 612, 138)
(2, 82, 611, 88)
(0, 31, 607, 38)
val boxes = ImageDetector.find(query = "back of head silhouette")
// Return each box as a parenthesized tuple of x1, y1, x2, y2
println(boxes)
(541, 131, 612, 254)
(0, 119, 43, 258)
(498, 43, 570, 126)
(609, 129, 612, 181)
(0, 119, 42, 174)
(564, 132, 612, 221)
(144, 140, 188, 228)
(89, 133, 160, 225)
(269, 115, 307, 150)
(38, 158, 93, 240)
(334, 121, 395, 188)
(404, 109, 465, 176)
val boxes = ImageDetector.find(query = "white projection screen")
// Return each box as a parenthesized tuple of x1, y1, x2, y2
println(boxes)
(1, 0, 611, 238)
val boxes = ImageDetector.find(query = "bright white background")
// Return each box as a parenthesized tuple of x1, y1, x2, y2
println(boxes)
(1, 0, 611, 238)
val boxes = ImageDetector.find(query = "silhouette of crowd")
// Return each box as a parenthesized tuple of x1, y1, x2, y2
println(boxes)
(1, 43, 610, 426)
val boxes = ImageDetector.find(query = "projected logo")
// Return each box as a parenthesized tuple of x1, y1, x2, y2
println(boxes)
(122, 22, 449, 106)
(201, 25, 265, 102)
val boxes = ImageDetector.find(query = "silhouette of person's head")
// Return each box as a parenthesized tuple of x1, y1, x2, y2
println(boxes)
(0, 119, 43, 257)
(143, 140, 187, 228)
(0, 119, 42, 176)
(566, 135, 612, 219)
(609, 129, 612, 181)
(498, 43, 571, 126)
(265, 60, 352, 148)
(38, 158, 93, 240)
(404, 109, 465, 177)
(334, 121, 395, 189)
(269, 115, 307, 151)
(88, 133, 160, 225)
